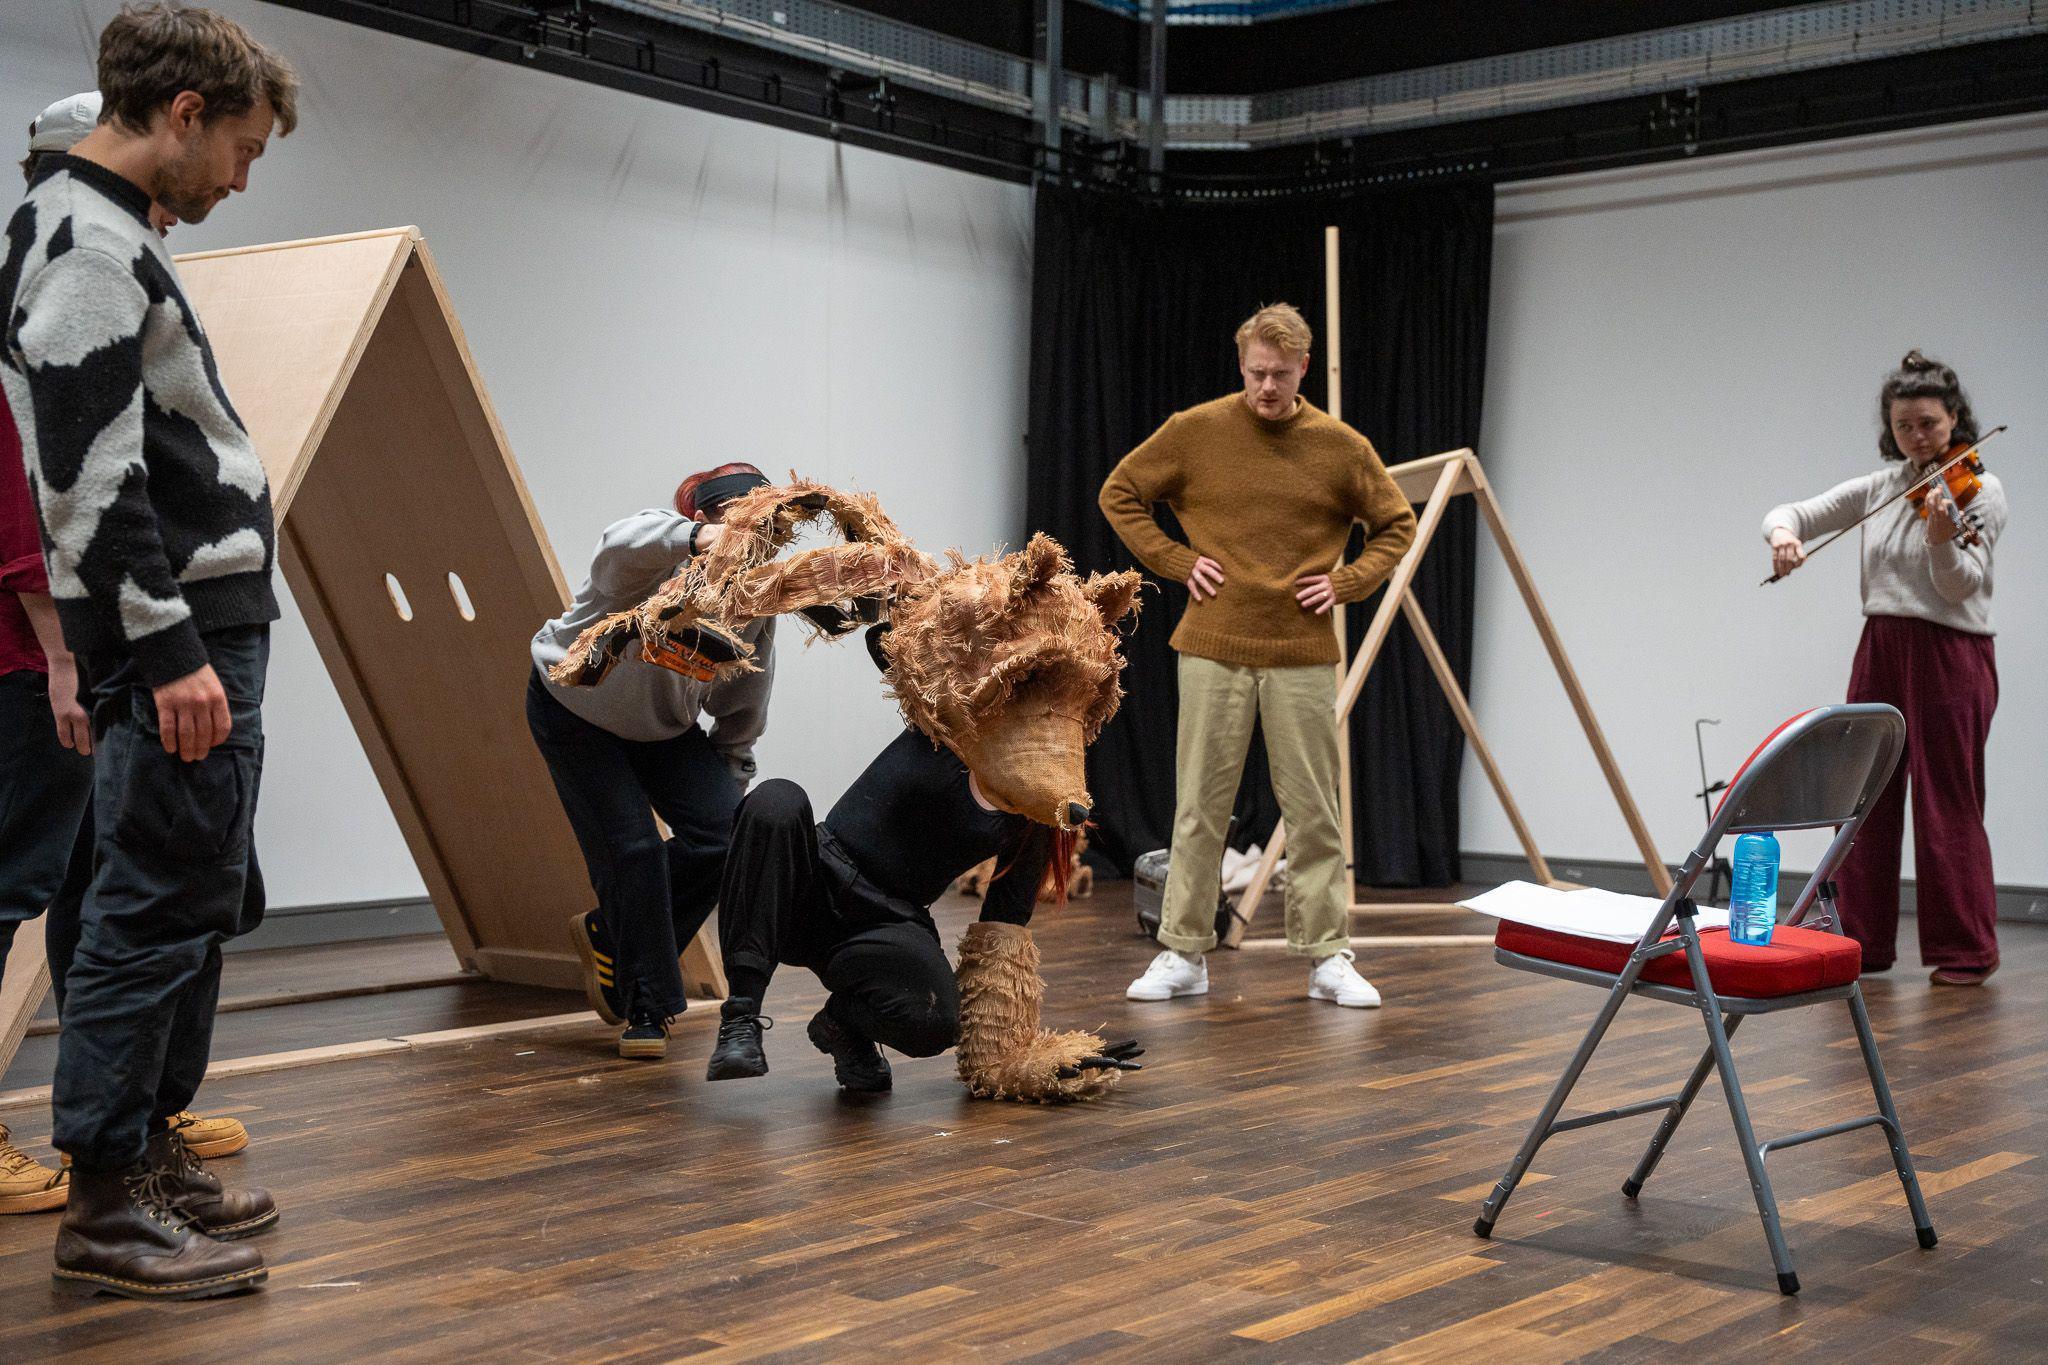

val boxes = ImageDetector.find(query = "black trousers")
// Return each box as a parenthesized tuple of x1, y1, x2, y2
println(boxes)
(53, 625, 268, 1172)
(525, 670, 739, 1020)
(44, 801, 93, 1014)
(0, 669, 94, 992)
(718, 779, 959, 1057)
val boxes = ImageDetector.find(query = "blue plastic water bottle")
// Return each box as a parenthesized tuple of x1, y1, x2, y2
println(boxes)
(1729, 833, 1780, 946)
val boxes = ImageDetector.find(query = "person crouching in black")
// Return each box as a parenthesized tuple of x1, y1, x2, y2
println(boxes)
(706, 698, 1056, 1091)
(707, 535, 1146, 1100)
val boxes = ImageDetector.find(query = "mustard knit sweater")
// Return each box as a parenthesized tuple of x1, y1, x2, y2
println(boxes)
(1099, 394, 1417, 668)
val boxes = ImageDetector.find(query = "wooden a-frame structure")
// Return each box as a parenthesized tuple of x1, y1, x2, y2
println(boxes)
(1228, 445, 1674, 949)
(1, 228, 722, 1080)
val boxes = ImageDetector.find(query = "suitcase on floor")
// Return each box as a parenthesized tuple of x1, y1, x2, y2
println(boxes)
(1132, 847, 1234, 943)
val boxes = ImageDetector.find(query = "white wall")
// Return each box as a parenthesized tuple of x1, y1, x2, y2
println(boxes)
(0, 1, 1033, 907)
(1473, 112, 2048, 883)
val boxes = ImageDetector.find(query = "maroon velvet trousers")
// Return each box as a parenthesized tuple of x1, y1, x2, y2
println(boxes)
(1839, 614, 2000, 972)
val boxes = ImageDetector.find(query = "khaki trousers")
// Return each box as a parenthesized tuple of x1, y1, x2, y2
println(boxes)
(1158, 654, 1348, 958)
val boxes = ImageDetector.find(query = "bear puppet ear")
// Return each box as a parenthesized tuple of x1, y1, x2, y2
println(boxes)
(1083, 570, 1142, 630)
(1006, 532, 1070, 600)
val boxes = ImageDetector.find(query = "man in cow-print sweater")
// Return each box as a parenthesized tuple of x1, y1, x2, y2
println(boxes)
(0, 4, 299, 1302)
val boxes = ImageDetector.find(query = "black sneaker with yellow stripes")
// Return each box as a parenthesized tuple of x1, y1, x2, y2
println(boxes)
(618, 1012, 670, 1061)
(569, 909, 626, 1025)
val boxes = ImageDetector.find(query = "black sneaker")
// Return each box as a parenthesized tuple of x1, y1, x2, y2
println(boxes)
(618, 1012, 670, 1061)
(570, 909, 626, 1025)
(706, 998, 772, 1080)
(806, 1006, 892, 1093)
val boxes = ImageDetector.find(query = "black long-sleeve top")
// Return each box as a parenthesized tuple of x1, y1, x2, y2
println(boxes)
(819, 727, 1051, 927)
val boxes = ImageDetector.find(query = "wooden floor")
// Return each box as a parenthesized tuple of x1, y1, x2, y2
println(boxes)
(2, 936, 564, 1095)
(2, 883, 2044, 1362)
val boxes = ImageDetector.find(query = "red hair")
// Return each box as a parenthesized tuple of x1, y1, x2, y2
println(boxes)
(1046, 826, 1083, 906)
(674, 462, 765, 520)
(989, 823, 1088, 908)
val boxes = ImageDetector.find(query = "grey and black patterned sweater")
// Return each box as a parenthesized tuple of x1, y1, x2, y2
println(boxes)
(1, 155, 276, 686)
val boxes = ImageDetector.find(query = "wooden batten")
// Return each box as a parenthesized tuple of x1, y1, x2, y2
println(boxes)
(1224, 448, 1668, 948)
(1387, 447, 1475, 504)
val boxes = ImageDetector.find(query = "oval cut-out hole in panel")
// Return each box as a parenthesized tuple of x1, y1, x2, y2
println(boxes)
(447, 571, 477, 622)
(385, 573, 413, 622)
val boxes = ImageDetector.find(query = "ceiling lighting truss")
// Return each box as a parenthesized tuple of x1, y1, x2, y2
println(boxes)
(1077, 0, 1386, 24)
(608, 0, 2043, 150)
(1163, 0, 2048, 146)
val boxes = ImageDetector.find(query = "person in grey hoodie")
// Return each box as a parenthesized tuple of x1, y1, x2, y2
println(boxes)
(528, 463, 775, 1058)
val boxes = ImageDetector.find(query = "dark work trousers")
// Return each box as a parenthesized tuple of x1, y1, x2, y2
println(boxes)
(1840, 614, 2000, 972)
(525, 670, 739, 1021)
(73, 768, 259, 961)
(44, 800, 95, 1014)
(53, 625, 268, 1172)
(718, 778, 960, 1057)
(0, 668, 94, 986)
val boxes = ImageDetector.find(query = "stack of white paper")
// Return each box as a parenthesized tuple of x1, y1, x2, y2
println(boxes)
(1458, 880, 1730, 944)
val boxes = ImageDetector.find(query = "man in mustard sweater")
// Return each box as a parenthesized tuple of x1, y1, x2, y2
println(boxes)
(1100, 304, 1416, 1007)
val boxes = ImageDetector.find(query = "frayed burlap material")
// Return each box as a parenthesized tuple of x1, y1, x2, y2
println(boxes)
(546, 478, 1144, 1100)
(884, 533, 1139, 830)
(550, 478, 1142, 834)
(954, 922, 1120, 1104)
(548, 479, 937, 689)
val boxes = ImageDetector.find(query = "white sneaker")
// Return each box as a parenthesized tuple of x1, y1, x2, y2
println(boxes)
(1308, 949, 1382, 1008)
(1127, 949, 1209, 1001)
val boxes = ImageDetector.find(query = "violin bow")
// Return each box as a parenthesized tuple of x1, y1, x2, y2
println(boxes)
(1761, 423, 2007, 586)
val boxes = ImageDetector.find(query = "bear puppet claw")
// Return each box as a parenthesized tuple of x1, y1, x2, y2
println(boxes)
(955, 922, 1125, 1104)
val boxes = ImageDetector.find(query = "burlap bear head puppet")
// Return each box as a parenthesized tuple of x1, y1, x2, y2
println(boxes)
(550, 482, 1140, 833)
(882, 533, 1139, 833)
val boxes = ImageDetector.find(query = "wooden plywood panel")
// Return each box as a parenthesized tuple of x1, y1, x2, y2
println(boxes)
(239, 235, 722, 996)
(0, 918, 50, 1084)
(176, 229, 415, 513)
(281, 258, 587, 978)
(0, 228, 738, 1077)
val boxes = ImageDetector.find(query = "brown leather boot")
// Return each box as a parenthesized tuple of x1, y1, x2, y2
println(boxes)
(145, 1130, 278, 1240)
(53, 1163, 265, 1300)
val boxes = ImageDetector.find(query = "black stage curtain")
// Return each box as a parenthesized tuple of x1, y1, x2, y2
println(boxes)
(1027, 181, 1493, 886)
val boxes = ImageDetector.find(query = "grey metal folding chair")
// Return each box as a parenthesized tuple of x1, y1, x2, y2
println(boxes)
(1472, 704, 1936, 1295)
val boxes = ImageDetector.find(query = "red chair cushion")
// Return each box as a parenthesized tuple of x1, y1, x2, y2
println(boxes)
(1494, 920, 1862, 998)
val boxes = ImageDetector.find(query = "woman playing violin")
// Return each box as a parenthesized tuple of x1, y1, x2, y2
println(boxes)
(1763, 350, 2008, 985)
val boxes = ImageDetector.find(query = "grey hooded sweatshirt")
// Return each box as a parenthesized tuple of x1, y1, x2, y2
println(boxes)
(530, 509, 774, 783)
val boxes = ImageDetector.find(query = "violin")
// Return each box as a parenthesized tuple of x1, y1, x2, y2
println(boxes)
(1906, 438, 1987, 546)
(1763, 425, 2006, 585)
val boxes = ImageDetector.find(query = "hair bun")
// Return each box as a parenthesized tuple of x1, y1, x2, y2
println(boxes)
(1901, 349, 1936, 372)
